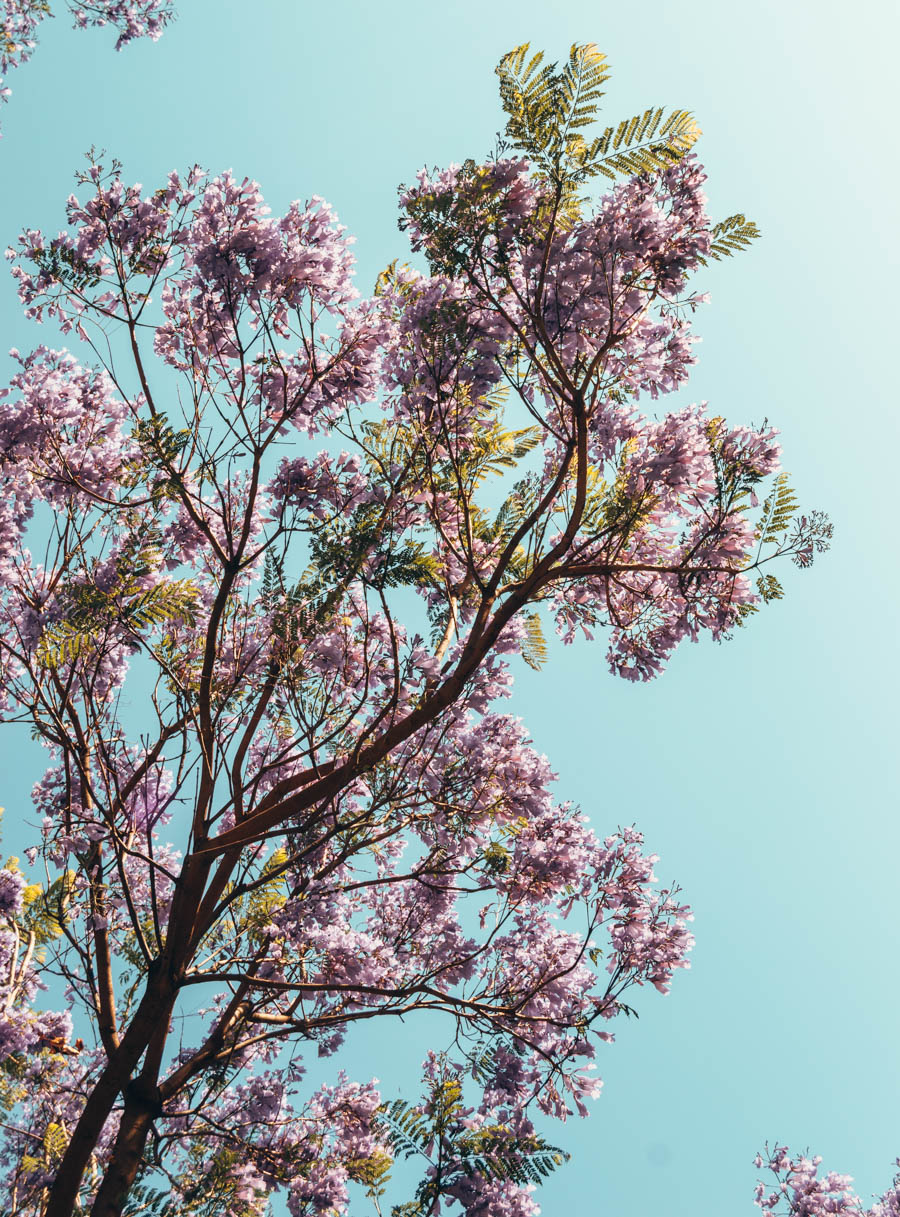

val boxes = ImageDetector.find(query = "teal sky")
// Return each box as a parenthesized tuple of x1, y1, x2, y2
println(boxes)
(1, 1, 898, 1214)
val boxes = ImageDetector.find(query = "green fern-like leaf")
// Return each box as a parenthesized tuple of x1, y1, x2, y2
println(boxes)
(43, 1122, 68, 1160)
(35, 622, 95, 667)
(241, 847, 290, 938)
(382, 1067, 569, 1216)
(32, 243, 103, 294)
(348, 1148, 394, 1201)
(455, 1128, 570, 1188)
(757, 474, 799, 544)
(121, 580, 199, 631)
(521, 612, 548, 671)
(698, 213, 761, 264)
(496, 43, 612, 180)
(0, 1059, 28, 1115)
(36, 578, 198, 669)
(132, 414, 192, 465)
(378, 1100, 433, 1160)
(461, 423, 542, 488)
(374, 258, 416, 297)
(25, 871, 76, 942)
(579, 465, 611, 532)
(559, 43, 611, 120)
(756, 573, 784, 603)
(481, 841, 511, 874)
(591, 107, 701, 179)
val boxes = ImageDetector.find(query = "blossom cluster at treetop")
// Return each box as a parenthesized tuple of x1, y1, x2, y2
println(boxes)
(0, 32, 884, 1217)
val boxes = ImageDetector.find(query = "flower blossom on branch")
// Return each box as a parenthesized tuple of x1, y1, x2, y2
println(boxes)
(0, 0, 173, 118)
(754, 1145, 900, 1217)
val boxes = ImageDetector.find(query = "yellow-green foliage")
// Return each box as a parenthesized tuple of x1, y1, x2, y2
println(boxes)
(757, 474, 799, 544)
(24, 870, 76, 944)
(700, 213, 762, 263)
(37, 576, 199, 669)
(495, 42, 758, 259)
(43, 1122, 68, 1161)
(521, 611, 548, 671)
(496, 43, 700, 186)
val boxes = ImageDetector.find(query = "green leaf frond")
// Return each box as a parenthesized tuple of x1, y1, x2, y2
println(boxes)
(36, 578, 199, 669)
(120, 581, 199, 631)
(496, 42, 611, 182)
(698, 213, 761, 264)
(756, 573, 784, 603)
(0, 1054, 30, 1115)
(379, 1066, 570, 1214)
(378, 1098, 435, 1161)
(131, 413, 192, 464)
(23, 870, 76, 944)
(482, 473, 541, 547)
(734, 601, 760, 626)
(242, 846, 290, 940)
(374, 258, 419, 300)
(43, 1122, 68, 1161)
(756, 474, 799, 545)
(582, 444, 655, 539)
(126, 414, 196, 500)
(521, 611, 548, 671)
(453, 1129, 569, 1188)
(201, 847, 293, 954)
(496, 43, 699, 189)
(465, 421, 542, 489)
(348, 1148, 394, 1203)
(308, 506, 440, 595)
(31, 242, 103, 294)
(364, 402, 540, 497)
(590, 107, 701, 179)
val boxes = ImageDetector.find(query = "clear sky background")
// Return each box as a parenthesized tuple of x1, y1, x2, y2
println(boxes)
(1, 1, 898, 1214)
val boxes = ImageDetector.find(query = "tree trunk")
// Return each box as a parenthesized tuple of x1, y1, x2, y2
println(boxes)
(88, 1084, 160, 1217)
(43, 977, 172, 1217)
(43, 1056, 141, 1217)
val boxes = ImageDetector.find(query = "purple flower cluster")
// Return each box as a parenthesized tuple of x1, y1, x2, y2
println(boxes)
(1, 0, 172, 117)
(755, 1147, 900, 1217)
(0, 866, 24, 916)
(70, 0, 173, 49)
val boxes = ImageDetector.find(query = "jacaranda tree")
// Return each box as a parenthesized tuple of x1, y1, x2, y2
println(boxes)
(0, 35, 877, 1217)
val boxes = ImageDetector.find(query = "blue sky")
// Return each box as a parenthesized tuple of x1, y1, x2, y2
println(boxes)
(1, 1, 898, 1214)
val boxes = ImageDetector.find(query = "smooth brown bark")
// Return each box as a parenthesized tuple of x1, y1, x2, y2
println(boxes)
(88, 1087, 160, 1217)
(42, 976, 172, 1217)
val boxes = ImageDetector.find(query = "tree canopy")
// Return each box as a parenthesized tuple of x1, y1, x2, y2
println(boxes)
(0, 22, 890, 1217)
